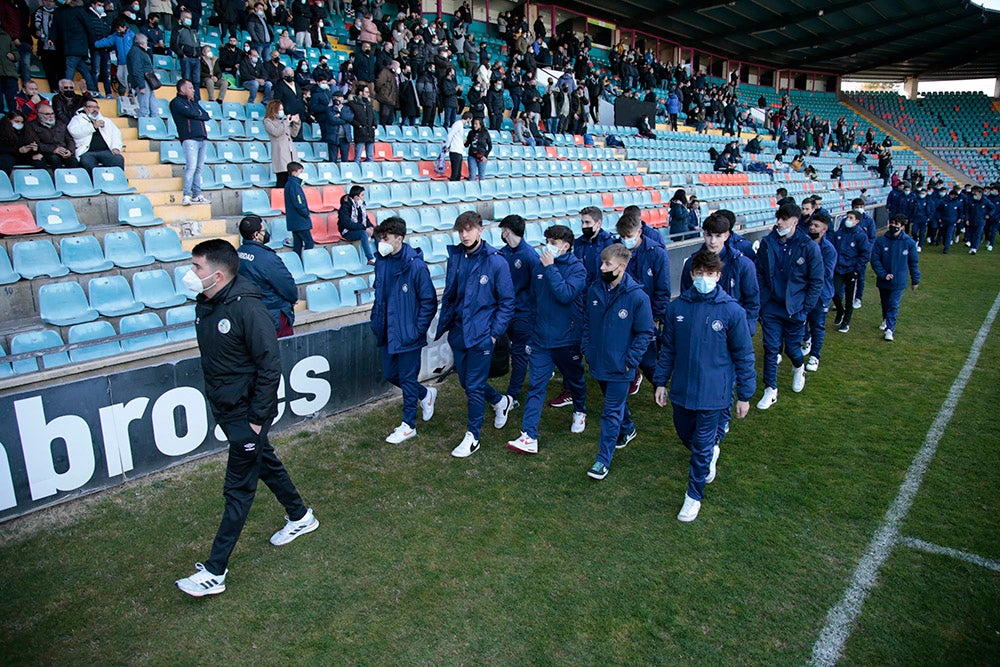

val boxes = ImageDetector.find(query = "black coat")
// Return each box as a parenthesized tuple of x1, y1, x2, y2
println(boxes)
(274, 80, 308, 118)
(399, 76, 420, 118)
(348, 97, 376, 143)
(52, 4, 92, 58)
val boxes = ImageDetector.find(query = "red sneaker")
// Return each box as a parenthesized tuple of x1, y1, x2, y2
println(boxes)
(628, 372, 643, 396)
(548, 390, 574, 408)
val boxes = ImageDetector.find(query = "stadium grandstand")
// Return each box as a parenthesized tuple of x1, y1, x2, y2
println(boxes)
(0, 0, 997, 509)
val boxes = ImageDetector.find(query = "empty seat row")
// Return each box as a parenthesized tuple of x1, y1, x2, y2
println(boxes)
(0, 194, 163, 236)
(0, 307, 194, 375)
(0, 167, 134, 201)
(37, 270, 198, 325)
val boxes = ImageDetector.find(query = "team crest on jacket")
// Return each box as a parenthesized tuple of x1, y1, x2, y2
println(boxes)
(618, 309, 628, 319)
(514, 259, 522, 268)
(646, 268, 653, 276)
(902, 250, 909, 256)
(479, 275, 489, 284)
(796, 257, 805, 265)
(525, 344, 532, 354)
(712, 320, 724, 332)
(676, 315, 684, 322)
(218, 318, 231, 334)
(402, 283, 409, 293)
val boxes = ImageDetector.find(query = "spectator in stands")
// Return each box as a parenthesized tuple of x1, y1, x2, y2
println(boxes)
(582, 242, 653, 480)
(240, 48, 273, 104)
(314, 86, 352, 163)
(213, 0, 241, 40)
(52, 79, 89, 124)
(484, 79, 504, 131)
(84, 0, 113, 99)
(871, 214, 920, 342)
(13, 80, 42, 123)
(274, 66, 307, 137)
(283, 160, 313, 257)
(464, 115, 490, 182)
(0, 111, 42, 173)
(568, 86, 588, 135)
(347, 84, 377, 164)
(374, 59, 400, 126)
(294, 59, 313, 87)
(435, 210, 516, 459)
(802, 213, 836, 373)
(52, 0, 99, 98)
(416, 63, 437, 127)
(541, 80, 561, 135)
(440, 67, 460, 127)
(218, 35, 245, 77)
(198, 45, 227, 104)
(67, 97, 124, 171)
(33, 0, 62, 93)
(170, 78, 211, 206)
(263, 50, 286, 91)
(170, 10, 200, 100)
(247, 3, 273, 59)
(358, 11, 379, 45)
(174, 239, 318, 599)
(236, 214, 298, 337)
(30, 102, 79, 169)
(754, 202, 822, 410)
(126, 33, 155, 117)
(353, 42, 376, 93)
(668, 189, 696, 240)
(512, 111, 534, 147)
(654, 248, 755, 522)
(338, 184, 376, 265)
(95, 17, 134, 95)
(397, 63, 419, 126)
(263, 98, 300, 188)
(370, 215, 438, 445)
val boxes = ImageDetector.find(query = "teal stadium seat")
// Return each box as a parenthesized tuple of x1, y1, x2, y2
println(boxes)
(13, 169, 62, 199)
(165, 305, 196, 341)
(279, 251, 318, 284)
(38, 281, 98, 325)
(214, 163, 249, 188)
(92, 167, 137, 194)
(54, 168, 100, 196)
(88, 275, 143, 317)
(144, 227, 191, 262)
(221, 101, 246, 120)
(11, 329, 69, 374)
(302, 247, 347, 279)
(0, 246, 18, 283)
(120, 312, 168, 352)
(12, 239, 69, 279)
(104, 230, 155, 267)
(36, 200, 86, 234)
(61, 235, 114, 273)
(330, 244, 373, 275)
(132, 269, 187, 308)
(118, 195, 164, 227)
(305, 281, 343, 311)
(337, 275, 373, 306)
(67, 321, 122, 362)
(0, 171, 18, 201)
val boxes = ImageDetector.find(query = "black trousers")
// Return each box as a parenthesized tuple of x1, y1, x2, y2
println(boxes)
(449, 151, 463, 181)
(204, 419, 307, 575)
(833, 272, 859, 326)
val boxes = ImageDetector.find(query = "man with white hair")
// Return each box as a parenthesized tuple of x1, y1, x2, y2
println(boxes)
(67, 97, 125, 171)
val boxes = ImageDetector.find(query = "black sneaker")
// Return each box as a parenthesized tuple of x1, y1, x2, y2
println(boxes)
(833, 314, 844, 327)
(587, 461, 609, 480)
(615, 428, 638, 450)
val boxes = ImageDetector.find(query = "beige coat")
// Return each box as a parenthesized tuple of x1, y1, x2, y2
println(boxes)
(264, 116, 301, 174)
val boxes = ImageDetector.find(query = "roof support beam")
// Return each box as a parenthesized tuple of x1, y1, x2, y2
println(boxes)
(728, 0, 874, 38)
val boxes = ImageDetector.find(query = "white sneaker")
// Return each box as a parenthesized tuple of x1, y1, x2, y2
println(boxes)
(181, 195, 193, 206)
(917, 246, 922, 253)
(969, 248, 977, 255)
(756, 386, 778, 410)
(270, 507, 319, 546)
(988, 245, 994, 252)
(176, 562, 227, 597)
(775, 353, 782, 365)
(385, 422, 416, 444)
(419, 385, 437, 422)
(706, 444, 720, 484)
(805, 355, 819, 372)
(677, 494, 702, 522)
(853, 298, 862, 309)
(451, 431, 480, 458)
(190, 194, 211, 204)
(966, 240, 971, 247)
(792, 365, 806, 393)
(801, 339, 812, 356)
(884, 329, 894, 341)
(493, 395, 515, 429)
(879, 319, 887, 331)
(571, 411, 586, 434)
(506, 431, 538, 454)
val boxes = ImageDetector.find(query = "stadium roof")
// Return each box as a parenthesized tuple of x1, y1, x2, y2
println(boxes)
(563, 0, 1000, 82)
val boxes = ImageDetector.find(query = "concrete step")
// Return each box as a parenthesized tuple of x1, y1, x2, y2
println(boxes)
(135, 176, 184, 192)
(169, 217, 228, 237)
(159, 202, 211, 222)
(119, 127, 138, 140)
(180, 232, 239, 251)
(144, 191, 184, 206)
(126, 164, 175, 179)
(123, 150, 160, 165)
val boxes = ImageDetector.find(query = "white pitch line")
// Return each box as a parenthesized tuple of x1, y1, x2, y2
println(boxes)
(900, 536, 1000, 573)
(810, 288, 1000, 667)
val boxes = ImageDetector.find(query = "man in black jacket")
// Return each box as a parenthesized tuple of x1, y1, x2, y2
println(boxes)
(175, 239, 317, 598)
(237, 215, 298, 336)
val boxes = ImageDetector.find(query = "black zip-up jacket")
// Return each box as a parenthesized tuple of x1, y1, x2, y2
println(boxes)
(195, 275, 281, 425)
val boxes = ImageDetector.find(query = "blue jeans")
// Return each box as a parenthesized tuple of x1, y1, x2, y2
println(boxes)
(92, 49, 112, 96)
(181, 138, 207, 197)
(243, 79, 272, 103)
(341, 227, 374, 260)
(545, 117, 559, 134)
(444, 107, 456, 127)
(595, 379, 633, 467)
(451, 338, 503, 439)
(136, 86, 155, 118)
(760, 305, 805, 389)
(521, 345, 586, 439)
(65, 55, 98, 93)
(672, 404, 725, 501)
(467, 155, 487, 180)
(180, 57, 201, 98)
(354, 141, 374, 163)
(381, 347, 428, 428)
(327, 140, 350, 163)
(879, 288, 905, 332)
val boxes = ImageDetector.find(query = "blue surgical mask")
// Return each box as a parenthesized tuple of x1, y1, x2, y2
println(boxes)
(544, 243, 561, 257)
(692, 275, 717, 294)
(621, 235, 637, 249)
(11, 122, 23, 131)
(776, 224, 792, 237)
(844, 219, 857, 228)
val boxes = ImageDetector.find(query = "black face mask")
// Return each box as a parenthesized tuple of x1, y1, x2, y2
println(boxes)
(283, 75, 294, 82)
(61, 89, 75, 98)
(581, 226, 596, 239)
(887, 226, 902, 237)
(261, 230, 271, 244)
(600, 269, 617, 284)
(808, 231, 821, 240)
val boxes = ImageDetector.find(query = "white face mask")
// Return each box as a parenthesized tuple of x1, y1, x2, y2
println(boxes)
(377, 241, 394, 257)
(544, 243, 562, 257)
(182, 268, 217, 294)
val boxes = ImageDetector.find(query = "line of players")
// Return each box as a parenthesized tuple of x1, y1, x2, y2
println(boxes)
(369, 195, 922, 522)
(885, 181, 1000, 255)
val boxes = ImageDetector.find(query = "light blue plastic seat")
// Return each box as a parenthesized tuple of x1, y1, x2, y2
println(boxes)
(0, 344, 12, 377)
(38, 281, 98, 325)
(302, 247, 347, 279)
(221, 119, 246, 139)
(117, 195, 164, 227)
(279, 251, 318, 284)
(159, 140, 185, 164)
(104, 230, 155, 267)
(337, 162, 361, 184)
(68, 321, 122, 362)
(244, 141, 271, 163)
(54, 168, 100, 197)
(36, 200, 86, 234)
(241, 189, 281, 216)
(242, 163, 275, 188)
(429, 234, 452, 261)
(12, 240, 68, 279)
(165, 305, 196, 341)
(363, 183, 390, 209)
(144, 227, 191, 262)
(221, 101, 247, 120)
(395, 208, 425, 233)
(154, 98, 170, 118)
(338, 275, 373, 306)
(0, 246, 18, 283)
(215, 140, 248, 164)
(426, 181, 448, 204)
(138, 116, 175, 140)
(92, 166, 137, 194)
(11, 329, 69, 374)
(330, 244, 373, 275)
(293, 142, 316, 163)
(120, 312, 168, 352)
(312, 162, 338, 185)
(133, 269, 187, 308)
(244, 119, 265, 140)
(60, 235, 114, 273)
(407, 235, 435, 261)
(196, 164, 223, 191)
(398, 161, 427, 181)
(89, 275, 143, 316)
(13, 169, 62, 199)
(0, 171, 18, 201)
(427, 263, 445, 288)
(306, 281, 343, 311)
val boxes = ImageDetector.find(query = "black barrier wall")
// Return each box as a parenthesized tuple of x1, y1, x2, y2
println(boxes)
(0, 322, 390, 522)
